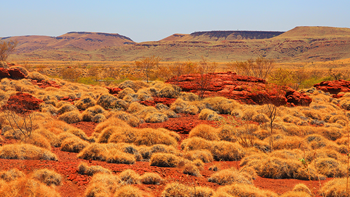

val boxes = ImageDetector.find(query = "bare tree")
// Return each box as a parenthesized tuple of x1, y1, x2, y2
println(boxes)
(196, 57, 216, 99)
(135, 56, 161, 83)
(0, 39, 18, 61)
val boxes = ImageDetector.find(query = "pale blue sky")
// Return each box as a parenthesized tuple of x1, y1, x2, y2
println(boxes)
(2, 0, 349, 42)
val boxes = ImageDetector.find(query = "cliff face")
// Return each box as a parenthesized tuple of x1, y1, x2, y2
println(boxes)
(190, 31, 284, 40)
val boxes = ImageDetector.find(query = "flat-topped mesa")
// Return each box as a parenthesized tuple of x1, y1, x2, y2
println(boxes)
(166, 72, 311, 106)
(190, 30, 285, 40)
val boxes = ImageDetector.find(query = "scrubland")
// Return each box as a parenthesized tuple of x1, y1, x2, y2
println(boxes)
(0, 59, 349, 197)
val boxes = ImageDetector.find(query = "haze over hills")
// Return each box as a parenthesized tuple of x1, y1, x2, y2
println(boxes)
(3, 26, 350, 62)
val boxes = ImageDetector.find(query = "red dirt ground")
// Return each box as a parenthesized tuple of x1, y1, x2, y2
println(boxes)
(0, 118, 333, 197)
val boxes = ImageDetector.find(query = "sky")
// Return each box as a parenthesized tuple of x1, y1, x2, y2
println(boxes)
(2, 0, 350, 42)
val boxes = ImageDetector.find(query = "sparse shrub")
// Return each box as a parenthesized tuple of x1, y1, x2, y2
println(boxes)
(78, 162, 112, 176)
(182, 162, 201, 177)
(189, 124, 220, 141)
(58, 110, 81, 124)
(77, 143, 109, 161)
(127, 102, 146, 113)
(107, 111, 141, 127)
(118, 169, 140, 185)
(0, 144, 58, 161)
(150, 153, 180, 167)
(313, 158, 347, 177)
(0, 168, 25, 182)
(25, 133, 52, 150)
(94, 118, 130, 134)
(107, 127, 138, 144)
(139, 172, 163, 184)
(208, 168, 252, 185)
(31, 169, 62, 186)
(292, 184, 311, 195)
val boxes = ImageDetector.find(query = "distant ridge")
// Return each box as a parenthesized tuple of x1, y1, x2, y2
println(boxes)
(65, 31, 133, 41)
(276, 26, 350, 38)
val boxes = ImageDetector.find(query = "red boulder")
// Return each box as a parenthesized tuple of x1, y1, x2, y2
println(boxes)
(3, 92, 43, 113)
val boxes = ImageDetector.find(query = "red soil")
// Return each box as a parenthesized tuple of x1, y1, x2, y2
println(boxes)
(31, 79, 61, 89)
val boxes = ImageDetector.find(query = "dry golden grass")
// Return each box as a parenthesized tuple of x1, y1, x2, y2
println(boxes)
(313, 158, 347, 177)
(202, 97, 241, 114)
(75, 96, 96, 110)
(114, 185, 143, 197)
(85, 173, 120, 197)
(118, 87, 135, 99)
(31, 169, 62, 186)
(78, 162, 112, 176)
(280, 191, 311, 197)
(180, 137, 212, 151)
(189, 124, 220, 141)
(81, 105, 106, 122)
(60, 136, 90, 153)
(107, 150, 136, 164)
(211, 141, 245, 161)
(108, 111, 141, 127)
(118, 169, 140, 185)
(135, 128, 178, 147)
(0, 169, 25, 182)
(208, 168, 252, 185)
(94, 118, 130, 133)
(67, 128, 90, 141)
(181, 162, 201, 177)
(157, 128, 181, 142)
(150, 153, 180, 167)
(183, 150, 214, 163)
(217, 183, 278, 197)
(108, 127, 138, 144)
(292, 183, 312, 195)
(78, 143, 109, 161)
(25, 133, 52, 150)
(198, 108, 222, 121)
(33, 128, 60, 147)
(139, 172, 163, 184)
(144, 112, 169, 123)
(161, 182, 214, 197)
(272, 136, 310, 151)
(170, 98, 199, 115)
(58, 110, 82, 124)
(0, 144, 58, 161)
(127, 102, 146, 113)
(56, 132, 77, 147)
(118, 80, 149, 92)
(0, 177, 61, 197)
(320, 178, 350, 197)
(217, 125, 237, 142)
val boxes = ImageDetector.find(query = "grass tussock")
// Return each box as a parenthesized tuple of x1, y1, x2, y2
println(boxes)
(170, 98, 199, 115)
(189, 124, 220, 141)
(0, 144, 58, 161)
(107, 127, 138, 144)
(208, 168, 252, 185)
(181, 162, 202, 177)
(183, 150, 214, 163)
(161, 182, 214, 197)
(114, 185, 143, 197)
(0, 169, 25, 182)
(60, 136, 90, 153)
(31, 169, 62, 186)
(118, 169, 140, 185)
(144, 112, 169, 123)
(78, 162, 112, 176)
(94, 118, 130, 134)
(211, 141, 245, 161)
(0, 177, 61, 197)
(320, 178, 350, 197)
(75, 96, 96, 110)
(107, 150, 136, 164)
(150, 153, 180, 167)
(107, 111, 141, 127)
(139, 172, 163, 184)
(135, 128, 178, 148)
(81, 105, 106, 122)
(84, 173, 120, 197)
(127, 102, 146, 113)
(67, 128, 90, 141)
(198, 109, 223, 121)
(202, 97, 240, 114)
(25, 133, 52, 150)
(58, 110, 82, 124)
(217, 183, 278, 197)
(292, 184, 312, 195)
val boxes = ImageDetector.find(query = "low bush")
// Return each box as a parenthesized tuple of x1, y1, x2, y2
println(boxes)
(183, 150, 214, 163)
(135, 128, 178, 147)
(108, 111, 141, 127)
(170, 98, 199, 115)
(25, 133, 52, 150)
(107, 150, 136, 164)
(320, 178, 349, 197)
(144, 112, 169, 123)
(94, 118, 130, 134)
(182, 162, 201, 177)
(75, 96, 96, 110)
(60, 136, 89, 153)
(114, 185, 143, 197)
(84, 173, 120, 197)
(211, 141, 245, 161)
(217, 183, 278, 197)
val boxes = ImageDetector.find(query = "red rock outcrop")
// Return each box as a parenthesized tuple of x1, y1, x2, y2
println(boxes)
(166, 72, 311, 106)
(314, 79, 350, 94)
(106, 87, 122, 95)
(3, 92, 43, 113)
(0, 68, 26, 80)
(31, 80, 61, 89)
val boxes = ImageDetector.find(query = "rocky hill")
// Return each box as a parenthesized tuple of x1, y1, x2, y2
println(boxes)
(4, 26, 350, 62)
